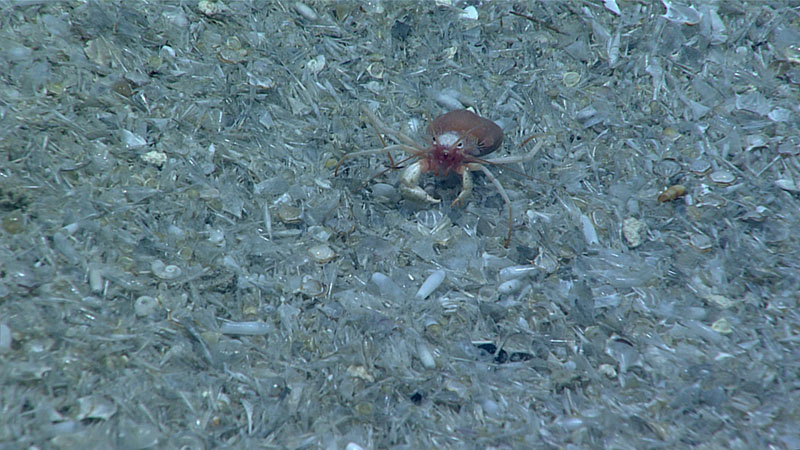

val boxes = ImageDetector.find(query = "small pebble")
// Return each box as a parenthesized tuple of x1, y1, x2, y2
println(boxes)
(658, 185, 687, 203)
(622, 217, 646, 248)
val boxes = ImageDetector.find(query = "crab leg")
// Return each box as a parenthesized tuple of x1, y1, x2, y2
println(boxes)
(361, 105, 420, 149)
(400, 161, 440, 204)
(482, 138, 543, 165)
(451, 168, 473, 207)
(334, 144, 417, 175)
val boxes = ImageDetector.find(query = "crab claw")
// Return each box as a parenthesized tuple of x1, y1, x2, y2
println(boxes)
(400, 161, 440, 204)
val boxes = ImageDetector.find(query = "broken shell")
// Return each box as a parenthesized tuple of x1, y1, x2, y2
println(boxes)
(653, 158, 681, 178)
(300, 275, 325, 297)
(775, 179, 799, 192)
(347, 365, 374, 382)
(151, 259, 182, 280)
(198, 0, 228, 16)
(459, 5, 478, 20)
(247, 73, 276, 90)
(533, 250, 558, 275)
(744, 134, 768, 151)
(658, 185, 687, 203)
(689, 159, 711, 175)
(308, 244, 336, 263)
(217, 36, 247, 64)
(306, 54, 326, 74)
(134, 295, 160, 317)
(711, 318, 733, 334)
(275, 204, 303, 224)
(740, 205, 768, 222)
(709, 170, 735, 185)
(689, 233, 712, 252)
(76, 395, 118, 421)
(563, 71, 581, 87)
(366, 62, 385, 79)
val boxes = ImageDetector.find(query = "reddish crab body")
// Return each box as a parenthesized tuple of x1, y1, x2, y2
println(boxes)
(334, 105, 541, 247)
(425, 109, 504, 177)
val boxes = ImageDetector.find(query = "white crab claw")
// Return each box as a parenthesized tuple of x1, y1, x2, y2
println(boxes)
(400, 161, 440, 204)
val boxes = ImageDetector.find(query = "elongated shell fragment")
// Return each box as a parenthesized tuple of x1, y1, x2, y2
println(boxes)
(415, 269, 446, 299)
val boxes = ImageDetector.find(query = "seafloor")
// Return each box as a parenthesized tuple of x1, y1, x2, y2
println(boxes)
(1, 1, 799, 448)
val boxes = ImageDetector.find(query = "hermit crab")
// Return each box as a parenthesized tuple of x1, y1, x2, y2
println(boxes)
(334, 105, 542, 248)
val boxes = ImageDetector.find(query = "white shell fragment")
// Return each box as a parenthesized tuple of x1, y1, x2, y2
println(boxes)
(499, 265, 538, 282)
(711, 318, 733, 334)
(263, 205, 273, 240)
(76, 395, 118, 421)
(370, 272, 404, 300)
(563, 71, 581, 87)
(709, 170, 735, 185)
(275, 204, 303, 224)
(0, 322, 12, 352)
(347, 365, 374, 382)
(308, 244, 336, 263)
(220, 321, 272, 336)
(198, 0, 228, 16)
(141, 150, 168, 167)
(151, 259, 182, 280)
(497, 278, 523, 295)
(306, 55, 326, 74)
(689, 233, 713, 252)
(459, 6, 478, 20)
(661, 0, 701, 25)
(622, 217, 647, 248)
(121, 129, 146, 148)
(247, 72, 276, 90)
(775, 179, 800, 192)
(134, 295, 159, 317)
(417, 342, 437, 369)
(580, 214, 600, 246)
(366, 62, 385, 79)
(689, 159, 711, 175)
(415, 269, 446, 300)
(89, 267, 104, 293)
(294, 2, 318, 21)
(603, 0, 621, 15)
